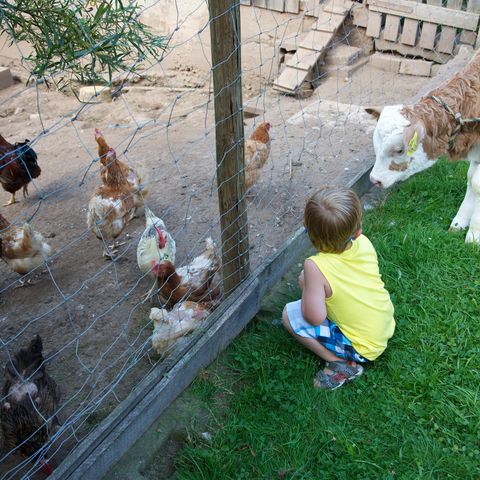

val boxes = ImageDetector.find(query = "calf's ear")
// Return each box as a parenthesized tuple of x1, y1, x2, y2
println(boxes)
(365, 107, 382, 121)
(403, 123, 425, 156)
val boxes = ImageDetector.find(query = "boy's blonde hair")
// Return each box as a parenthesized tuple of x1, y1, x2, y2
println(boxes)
(304, 185, 362, 253)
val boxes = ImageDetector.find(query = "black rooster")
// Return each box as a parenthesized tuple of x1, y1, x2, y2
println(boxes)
(1, 335, 60, 475)
(0, 135, 40, 206)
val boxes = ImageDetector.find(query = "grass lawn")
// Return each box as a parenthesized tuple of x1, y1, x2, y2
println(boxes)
(173, 160, 480, 480)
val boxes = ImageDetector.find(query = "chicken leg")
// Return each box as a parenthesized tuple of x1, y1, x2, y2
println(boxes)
(103, 246, 117, 260)
(4, 193, 17, 206)
(23, 185, 29, 198)
(103, 239, 126, 260)
(13, 278, 35, 288)
(143, 280, 159, 302)
(108, 239, 126, 252)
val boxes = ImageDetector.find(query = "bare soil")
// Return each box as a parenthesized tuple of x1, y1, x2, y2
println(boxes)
(0, 4, 427, 478)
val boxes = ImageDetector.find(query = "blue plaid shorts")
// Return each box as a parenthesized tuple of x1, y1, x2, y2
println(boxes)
(285, 300, 369, 363)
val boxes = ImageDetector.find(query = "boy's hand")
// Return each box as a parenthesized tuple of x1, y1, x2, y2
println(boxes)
(298, 269, 305, 290)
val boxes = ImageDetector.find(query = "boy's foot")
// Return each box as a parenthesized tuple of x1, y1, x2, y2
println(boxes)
(313, 369, 347, 390)
(328, 361, 364, 381)
(313, 361, 364, 390)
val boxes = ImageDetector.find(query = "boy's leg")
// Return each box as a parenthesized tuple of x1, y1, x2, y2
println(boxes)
(282, 307, 343, 363)
(282, 305, 363, 389)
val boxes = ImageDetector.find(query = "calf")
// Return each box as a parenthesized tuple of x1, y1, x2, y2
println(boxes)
(367, 50, 480, 243)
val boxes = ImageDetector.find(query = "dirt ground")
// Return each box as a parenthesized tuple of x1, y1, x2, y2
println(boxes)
(0, 3, 428, 478)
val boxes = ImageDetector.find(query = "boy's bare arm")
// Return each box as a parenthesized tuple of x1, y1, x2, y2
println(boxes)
(301, 259, 328, 326)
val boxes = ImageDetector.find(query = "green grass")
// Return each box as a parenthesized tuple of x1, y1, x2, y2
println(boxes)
(173, 160, 480, 480)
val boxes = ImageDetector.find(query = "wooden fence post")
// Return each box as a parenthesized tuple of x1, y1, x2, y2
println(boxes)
(208, 0, 250, 296)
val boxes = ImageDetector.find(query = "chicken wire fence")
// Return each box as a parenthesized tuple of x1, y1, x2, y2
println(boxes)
(0, 0, 475, 477)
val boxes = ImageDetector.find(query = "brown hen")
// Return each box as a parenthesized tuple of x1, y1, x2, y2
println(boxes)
(95, 129, 148, 212)
(155, 238, 222, 309)
(87, 147, 135, 258)
(244, 122, 271, 190)
(0, 212, 52, 277)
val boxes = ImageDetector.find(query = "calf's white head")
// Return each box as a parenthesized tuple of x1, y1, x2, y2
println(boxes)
(367, 105, 436, 188)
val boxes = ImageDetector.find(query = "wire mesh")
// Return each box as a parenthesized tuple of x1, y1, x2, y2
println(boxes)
(0, 0, 475, 477)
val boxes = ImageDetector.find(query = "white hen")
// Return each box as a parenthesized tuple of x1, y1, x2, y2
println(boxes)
(137, 206, 176, 298)
(150, 301, 210, 354)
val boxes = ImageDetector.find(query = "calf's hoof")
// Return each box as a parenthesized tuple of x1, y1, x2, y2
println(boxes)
(465, 229, 480, 243)
(449, 218, 470, 231)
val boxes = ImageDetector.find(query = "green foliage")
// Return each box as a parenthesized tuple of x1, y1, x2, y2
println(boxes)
(0, 0, 166, 86)
(174, 159, 480, 479)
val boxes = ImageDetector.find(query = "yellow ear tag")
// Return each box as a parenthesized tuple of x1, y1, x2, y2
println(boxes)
(407, 131, 418, 156)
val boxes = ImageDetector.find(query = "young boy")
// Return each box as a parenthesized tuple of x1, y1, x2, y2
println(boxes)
(282, 185, 395, 390)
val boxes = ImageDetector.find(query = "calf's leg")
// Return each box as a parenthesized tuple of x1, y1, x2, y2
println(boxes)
(450, 160, 477, 231)
(465, 159, 480, 243)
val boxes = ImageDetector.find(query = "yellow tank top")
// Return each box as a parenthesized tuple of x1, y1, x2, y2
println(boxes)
(308, 235, 395, 360)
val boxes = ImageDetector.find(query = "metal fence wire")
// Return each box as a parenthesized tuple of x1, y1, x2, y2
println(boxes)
(0, 0, 477, 477)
